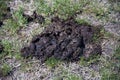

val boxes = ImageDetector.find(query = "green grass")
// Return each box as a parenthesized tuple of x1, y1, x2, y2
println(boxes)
(34, 0, 51, 16)
(45, 57, 61, 68)
(12, 7, 27, 26)
(0, 39, 22, 60)
(0, 63, 12, 76)
(34, 0, 112, 25)
(79, 54, 100, 66)
(112, 3, 120, 12)
(15, 53, 23, 60)
(75, 18, 90, 25)
(0, 40, 13, 59)
(100, 45, 120, 80)
(65, 74, 83, 80)
(2, 19, 19, 34)
(0, 0, 119, 79)
(100, 28, 113, 38)
(92, 28, 113, 42)
(101, 67, 120, 80)
(35, 0, 87, 19)
(115, 45, 120, 57)
(53, 67, 83, 80)
(92, 34, 101, 42)
(54, 74, 82, 80)
(50, 0, 83, 19)
(0, 1, 27, 35)
(1, 7, 27, 35)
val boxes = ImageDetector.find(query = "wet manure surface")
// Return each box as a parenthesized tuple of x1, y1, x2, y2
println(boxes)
(21, 17, 102, 62)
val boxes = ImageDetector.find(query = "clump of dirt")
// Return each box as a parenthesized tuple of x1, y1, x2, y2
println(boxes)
(21, 17, 102, 62)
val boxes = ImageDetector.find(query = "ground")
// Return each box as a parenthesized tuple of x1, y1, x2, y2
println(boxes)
(0, 0, 120, 80)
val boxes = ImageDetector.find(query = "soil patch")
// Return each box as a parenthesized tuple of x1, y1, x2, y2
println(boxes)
(21, 17, 102, 62)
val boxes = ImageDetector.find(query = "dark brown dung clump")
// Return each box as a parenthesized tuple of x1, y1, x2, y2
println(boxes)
(21, 17, 102, 62)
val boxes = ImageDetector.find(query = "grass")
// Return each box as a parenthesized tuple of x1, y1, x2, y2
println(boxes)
(34, 0, 52, 16)
(0, 63, 12, 76)
(101, 66, 120, 80)
(92, 28, 113, 42)
(75, 18, 90, 25)
(100, 28, 113, 38)
(79, 54, 100, 66)
(0, 39, 23, 61)
(65, 74, 83, 80)
(34, 0, 112, 26)
(100, 45, 120, 80)
(112, 2, 120, 12)
(35, 0, 87, 19)
(53, 67, 83, 80)
(50, 0, 82, 19)
(12, 7, 27, 27)
(83, 0, 110, 21)
(2, 19, 19, 34)
(2, 7, 27, 35)
(92, 33, 101, 42)
(0, 40, 13, 59)
(45, 57, 61, 68)
(54, 74, 82, 80)
(66, 74, 82, 80)
(0, 0, 119, 79)
(15, 53, 23, 60)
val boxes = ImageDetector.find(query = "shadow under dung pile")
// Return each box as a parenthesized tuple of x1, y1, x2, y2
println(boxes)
(21, 17, 102, 62)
